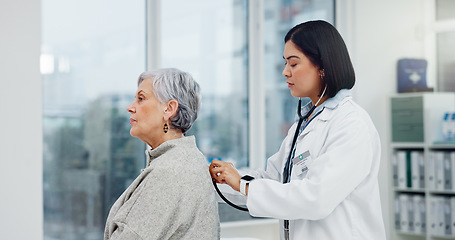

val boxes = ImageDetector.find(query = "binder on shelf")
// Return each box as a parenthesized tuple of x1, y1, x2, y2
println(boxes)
(430, 197, 438, 234)
(418, 152, 425, 189)
(392, 153, 399, 187)
(435, 152, 445, 191)
(444, 152, 452, 190)
(428, 152, 436, 190)
(400, 194, 409, 232)
(397, 151, 407, 189)
(444, 197, 452, 236)
(452, 152, 455, 191)
(411, 151, 420, 190)
(413, 195, 426, 234)
(407, 194, 415, 232)
(395, 195, 401, 231)
(437, 197, 445, 236)
(419, 196, 426, 234)
(451, 197, 455, 235)
(406, 151, 412, 188)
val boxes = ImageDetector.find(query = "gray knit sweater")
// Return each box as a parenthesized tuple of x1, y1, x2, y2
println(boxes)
(104, 136, 220, 240)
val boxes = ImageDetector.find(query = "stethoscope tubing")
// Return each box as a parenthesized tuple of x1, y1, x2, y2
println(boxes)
(212, 179, 249, 211)
(213, 86, 327, 212)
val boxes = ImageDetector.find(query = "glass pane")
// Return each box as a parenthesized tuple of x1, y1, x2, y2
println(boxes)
(161, 0, 250, 222)
(161, 1, 249, 168)
(436, 0, 455, 21)
(42, 0, 146, 239)
(263, 0, 335, 158)
(437, 31, 455, 92)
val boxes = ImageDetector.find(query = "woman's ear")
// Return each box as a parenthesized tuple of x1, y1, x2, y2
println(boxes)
(163, 99, 179, 121)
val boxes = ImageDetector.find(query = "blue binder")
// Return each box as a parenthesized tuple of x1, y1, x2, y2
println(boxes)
(397, 58, 430, 93)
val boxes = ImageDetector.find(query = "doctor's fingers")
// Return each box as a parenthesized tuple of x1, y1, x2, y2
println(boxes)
(212, 172, 226, 184)
(209, 159, 233, 169)
(210, 160, 235, 173)
(212, 167, 242, 190)
(210, 165, 237, 182)
(211, 167, 229, 184)
(209, 165, 228, 179)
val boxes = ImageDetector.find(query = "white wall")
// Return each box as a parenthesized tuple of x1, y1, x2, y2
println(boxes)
(0, 0, 43, 239)
(337, 0, 427, 239)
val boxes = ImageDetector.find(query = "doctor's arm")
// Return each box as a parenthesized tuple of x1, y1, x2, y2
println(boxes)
(247, 114, 376, 220)
(209, 129, 294, 196)
(209, 122, 297, 193)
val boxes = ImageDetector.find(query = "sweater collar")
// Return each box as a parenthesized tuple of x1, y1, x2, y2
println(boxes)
(144, 136, 196, 167)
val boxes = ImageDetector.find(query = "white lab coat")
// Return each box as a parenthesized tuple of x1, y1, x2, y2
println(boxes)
(220, 90, 386, 240)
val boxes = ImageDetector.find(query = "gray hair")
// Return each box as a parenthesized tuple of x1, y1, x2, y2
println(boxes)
(137, 68, 201, 134)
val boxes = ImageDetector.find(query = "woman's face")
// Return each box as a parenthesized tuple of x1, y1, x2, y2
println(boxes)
(282, 40, 322, 102)
(127, 78, 166, 145)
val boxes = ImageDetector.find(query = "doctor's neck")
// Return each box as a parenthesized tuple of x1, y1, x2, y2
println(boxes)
(310, 85, 328, 107)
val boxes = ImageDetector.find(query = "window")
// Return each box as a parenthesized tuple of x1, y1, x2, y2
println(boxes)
(161, 0, 249, 169)
(42, 0, 146, 239)
(263, 0, 335, 158)
(435, 0, 455, 92)
(436, 0, 455, 21)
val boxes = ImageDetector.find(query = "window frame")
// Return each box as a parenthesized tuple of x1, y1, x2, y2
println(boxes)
(424, 0, 455, 91)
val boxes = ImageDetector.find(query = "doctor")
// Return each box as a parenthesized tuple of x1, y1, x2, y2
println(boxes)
(209, 20, 386, 240)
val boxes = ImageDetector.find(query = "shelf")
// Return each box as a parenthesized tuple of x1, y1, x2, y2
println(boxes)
(390, 93, 455, 240)
(429, 234, 455, 239)
(394, 188, 426, 193)
(428, 190, 455, 195)
(392, 143, 425, 148)
(395, 230, 426, 237)
(430, 143, 455, 149)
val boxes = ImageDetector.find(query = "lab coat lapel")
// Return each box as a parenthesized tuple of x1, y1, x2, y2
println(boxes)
(297, 108, 332, 141)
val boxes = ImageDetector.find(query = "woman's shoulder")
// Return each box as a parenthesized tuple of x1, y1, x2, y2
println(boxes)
(150, 139, 210, 180)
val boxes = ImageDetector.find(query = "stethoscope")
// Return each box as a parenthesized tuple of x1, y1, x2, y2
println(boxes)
(212, 86, 328, 213)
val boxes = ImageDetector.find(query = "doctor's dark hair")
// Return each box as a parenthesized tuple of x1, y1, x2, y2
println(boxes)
(137, 68, 201, 134)
(285, 20, 355, 98)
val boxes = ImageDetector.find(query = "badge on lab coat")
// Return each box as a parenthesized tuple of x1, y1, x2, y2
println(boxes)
(292, 150, 310, 173)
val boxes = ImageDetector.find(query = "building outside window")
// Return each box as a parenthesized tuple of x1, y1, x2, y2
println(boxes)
(42, 1, 146, 239)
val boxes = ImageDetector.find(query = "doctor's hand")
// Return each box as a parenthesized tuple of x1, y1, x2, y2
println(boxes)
(209, 160, 241, 192)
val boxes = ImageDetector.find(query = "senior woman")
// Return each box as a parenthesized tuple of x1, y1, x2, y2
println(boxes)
(104, 68, 220, 240)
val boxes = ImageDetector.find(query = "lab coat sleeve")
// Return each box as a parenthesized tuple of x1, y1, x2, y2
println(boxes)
(246, 112, 376, 220)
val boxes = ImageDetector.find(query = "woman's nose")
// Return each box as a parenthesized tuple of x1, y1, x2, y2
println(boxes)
(127, 103, 135, 113)
(282, 65, 291, 78)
